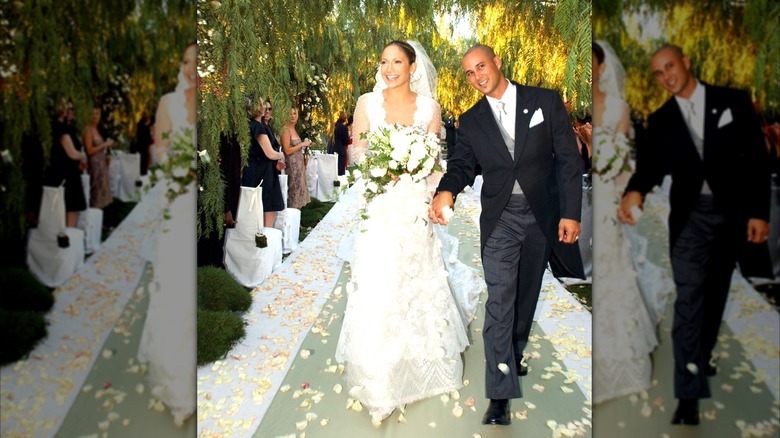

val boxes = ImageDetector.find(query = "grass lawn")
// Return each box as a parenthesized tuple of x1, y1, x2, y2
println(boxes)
(299, 198, 335, 241)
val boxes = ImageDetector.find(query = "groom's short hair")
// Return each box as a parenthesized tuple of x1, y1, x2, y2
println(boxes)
(464, 44, 497, 59)
(652, 43, 685, 60)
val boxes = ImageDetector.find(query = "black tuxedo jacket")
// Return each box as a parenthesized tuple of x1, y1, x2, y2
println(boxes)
(626, 84, 772, 277)
(438, 82, 584, 278)
(626, 85, 770, 245)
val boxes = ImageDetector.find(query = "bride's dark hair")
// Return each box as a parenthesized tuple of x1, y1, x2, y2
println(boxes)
(384, 40, 416, 64)
(592, 42, 605, 65)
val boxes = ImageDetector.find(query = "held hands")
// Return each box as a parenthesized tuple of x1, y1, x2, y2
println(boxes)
(747, 218, 770, 244)
(618, 191, 643, 225)
(429, 191, 455, 225)
(558, 219, 581, 244)
(276, 160, 286, 171)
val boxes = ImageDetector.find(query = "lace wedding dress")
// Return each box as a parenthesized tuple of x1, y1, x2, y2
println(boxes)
(335, 91, 475, 421)
(592, 94, 659, 404)
(137, 84, 196, 425)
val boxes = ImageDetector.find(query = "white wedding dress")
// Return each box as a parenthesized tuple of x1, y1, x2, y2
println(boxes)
(137, 86, 196, 425)
(592, 94, 660, 404)
(335, 92, 476, 417)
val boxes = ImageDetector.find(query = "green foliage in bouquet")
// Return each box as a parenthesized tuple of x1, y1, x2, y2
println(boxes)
(336, 124, 442, 210)
(146, 128, 196, 220)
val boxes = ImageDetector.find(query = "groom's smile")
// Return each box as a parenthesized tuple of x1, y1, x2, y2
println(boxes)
(462, 46, 507, 99)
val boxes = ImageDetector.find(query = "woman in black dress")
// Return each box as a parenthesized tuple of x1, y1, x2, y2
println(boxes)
(241, 95, 286, 227)
(46, 98, 87, 227)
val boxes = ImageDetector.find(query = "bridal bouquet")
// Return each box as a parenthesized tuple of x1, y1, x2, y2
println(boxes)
(337, 124, 441, 205)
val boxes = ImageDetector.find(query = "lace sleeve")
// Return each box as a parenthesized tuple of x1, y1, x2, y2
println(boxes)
(425, 99, 443, 193)
(350, 94, 370, 165)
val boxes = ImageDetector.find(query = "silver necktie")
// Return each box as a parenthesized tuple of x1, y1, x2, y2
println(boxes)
(497, 101, 506, 123)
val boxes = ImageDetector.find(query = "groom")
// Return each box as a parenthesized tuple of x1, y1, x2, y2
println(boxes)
(430, 44, 584, 425)
(618, 44, 771, 425)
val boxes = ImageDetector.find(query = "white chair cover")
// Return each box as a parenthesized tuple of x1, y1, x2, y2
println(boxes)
(77, 208, 103, 255)
(274, 207, 301, 254)
(278, 174, 289, 208)
(224, 185, 283, 287)
(118, 153, 141, 202)
(26, 186, 85, 287)
(315, 153, 338, 201)
(471, 174, 483, 195)
(578, 174, 593, 279)
(306, 154, 318, 199)
(109, 153, 122, 198)
(769, 180, 779, 279)
(77, 173, 103, 254)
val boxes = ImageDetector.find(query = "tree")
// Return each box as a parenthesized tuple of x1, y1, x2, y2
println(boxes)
(196, 0, 592, 239)
(0, 0, 195, 242)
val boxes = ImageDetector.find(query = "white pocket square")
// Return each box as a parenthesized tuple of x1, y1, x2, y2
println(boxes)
(717, 108, 733, 128)
(529, 108, 544, 128)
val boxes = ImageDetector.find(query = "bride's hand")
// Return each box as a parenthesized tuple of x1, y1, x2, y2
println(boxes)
(429, 191, 454, 225)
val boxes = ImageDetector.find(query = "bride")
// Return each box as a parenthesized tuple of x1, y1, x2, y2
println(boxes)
(137, 42, 197, 426)
(334, 40, 471, 426)
(591, 40, 659, 404)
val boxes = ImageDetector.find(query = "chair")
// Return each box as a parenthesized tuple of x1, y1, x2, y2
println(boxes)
(224, 185, 283, 287)
(117, 153, 141, 202)
(273, 174, 301, 254)
(77, 173, 103, 255)
(27, 185, 85, 288)
(306, 154, 318, 199)
(314, 152, 338, 201)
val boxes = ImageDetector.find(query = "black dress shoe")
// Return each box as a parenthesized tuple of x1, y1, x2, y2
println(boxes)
(671, 399, 699, 425)
(482, 399, 511, 425)
(515, 357, 528, 376)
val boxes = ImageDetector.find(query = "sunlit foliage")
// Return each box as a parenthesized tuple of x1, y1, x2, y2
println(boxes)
(594, 0, 779, 119)
(197, 0, 591, 238)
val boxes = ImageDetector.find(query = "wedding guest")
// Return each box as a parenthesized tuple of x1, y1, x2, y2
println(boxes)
(133, 111, 153, 175)
(45, 98, 87, 228)
(82, 103, 114, 209)
(574, 118, 592, 173)
(262, 99, 286, 176)
(242, 95, 285, 227)
(333, 110, 350, 175)
(444, 110, 456, 156)
(280, 107, 311, 209)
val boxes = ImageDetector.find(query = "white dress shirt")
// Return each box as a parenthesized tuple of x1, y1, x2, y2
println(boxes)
(486, 79, 517, 140)
(674, 80, 705, 141)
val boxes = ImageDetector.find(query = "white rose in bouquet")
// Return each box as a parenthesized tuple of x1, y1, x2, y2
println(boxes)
(389, 159, 398, 169)
(352, 169, 363, 179)
(366, 181, 378, 193)
(407, 158, 420, 172)
(370, 167, 386, 178)
(409, 141, 428, 162)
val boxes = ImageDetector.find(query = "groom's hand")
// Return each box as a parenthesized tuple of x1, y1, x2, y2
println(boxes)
(618, 191, 643, 225)
(429, 191, 455, 225)
(558, 219, 581, 244)
(747, 218, 770, 244)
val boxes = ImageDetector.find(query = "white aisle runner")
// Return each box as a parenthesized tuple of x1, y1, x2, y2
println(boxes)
(0, 191, 165, 438)
(196, 182, 593, 437)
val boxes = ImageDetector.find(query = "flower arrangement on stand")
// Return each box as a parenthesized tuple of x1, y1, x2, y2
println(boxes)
(336, 124, 441, 216)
